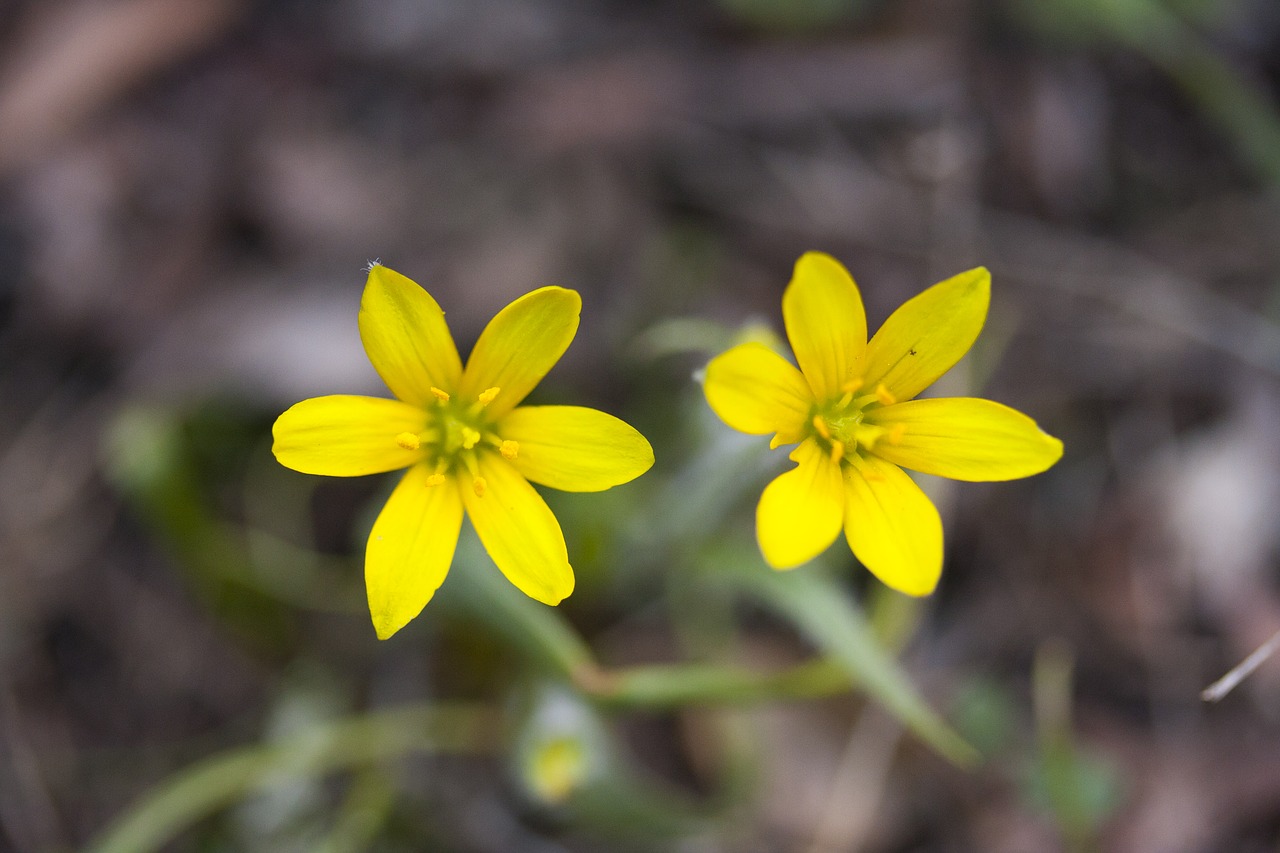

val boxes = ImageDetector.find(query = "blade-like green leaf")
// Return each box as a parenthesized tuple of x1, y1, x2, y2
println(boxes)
(89, 704, 497, 853)
(439, 528, 597, 678)
(736, 566, 978, 767)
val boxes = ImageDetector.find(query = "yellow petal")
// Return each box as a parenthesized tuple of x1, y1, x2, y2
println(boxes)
(272, 395, 427, 476)
(458, 287, 581, 420)
(843, 456, 943, 597)
(782, 252, 868, 400)
(756, 439, 844, 569)
(358, 265, 463, 406)
(463, 452, 574, 605)
(865, 398, 1063, 481)
(703, 342, 812, 436)
(499, 405, 654, 492)
(861, 267, 990, 403)
(366, 464, 465, 639)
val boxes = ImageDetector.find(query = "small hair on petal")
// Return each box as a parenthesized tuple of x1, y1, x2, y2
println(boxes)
(363, 257, 383, 273)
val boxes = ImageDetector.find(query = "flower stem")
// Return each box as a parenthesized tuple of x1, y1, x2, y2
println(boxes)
(583, 658, 852, 709)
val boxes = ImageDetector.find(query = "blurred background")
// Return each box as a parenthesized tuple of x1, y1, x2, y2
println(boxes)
(4, 0, 1280, 850)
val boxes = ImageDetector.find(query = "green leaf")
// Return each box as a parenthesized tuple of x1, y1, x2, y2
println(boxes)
(88, 704, 496, 853)
(736, 565, 978, 767)
(439, 529, 596, 678)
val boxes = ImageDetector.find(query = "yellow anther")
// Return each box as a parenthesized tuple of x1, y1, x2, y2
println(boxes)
(430, 387, 451, 402)
(874, 383, 896, 406)
(478, 386, 501, 406)
(461, 427, 481, 450)
(829, 440, 846, 463)
(426, 473, 446, 487)
(472, 476, 487, 497)
(395, 432, 421, 450)
(500, 440, 519, 460)
(842, 376, 863, 394)
(888, 423, 907, 445)
(812, 415, 831, 439)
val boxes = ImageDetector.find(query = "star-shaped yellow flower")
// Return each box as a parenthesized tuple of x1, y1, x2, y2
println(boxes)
(273, 265, 654, 639)
(703, 252, 1062, 595)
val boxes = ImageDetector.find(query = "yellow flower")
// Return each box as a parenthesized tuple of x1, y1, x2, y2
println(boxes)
(703, 252, 1062, 596)
(273, 265, 654, 639)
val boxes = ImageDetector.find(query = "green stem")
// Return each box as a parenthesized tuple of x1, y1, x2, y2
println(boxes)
(88, 704, 498, 853)
(587, 658, 851, 709)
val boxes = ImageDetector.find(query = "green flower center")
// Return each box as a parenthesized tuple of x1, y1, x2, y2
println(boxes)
(803, 380, 904, 465)
(394, 386, 518, 496)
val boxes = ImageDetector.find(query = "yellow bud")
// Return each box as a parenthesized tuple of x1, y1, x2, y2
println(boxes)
(527, 737, 587, 805)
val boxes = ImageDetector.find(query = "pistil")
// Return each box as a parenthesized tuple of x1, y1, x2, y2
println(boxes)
(400, 386, 518, 496)
(802, 376, 906, 464)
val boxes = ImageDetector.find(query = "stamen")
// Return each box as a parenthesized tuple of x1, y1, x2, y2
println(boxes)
(842, 376, 863, 394)
(472, 476, 487, 497)
(853, 393, 880, 409)
(461, 427, 481, 450)
(430, 387, 451, 402)
(459, 453, 481, 479)
(874, 383, 896, 406)
(812, 415, 832, 439)
(500, 440, 519, 460)
(829, 440, 846, 463)
(395, 432, 421, 451)
(887, 423, 907, 445)
(477, 386, 501, 406)
(424, 459, 449, 487)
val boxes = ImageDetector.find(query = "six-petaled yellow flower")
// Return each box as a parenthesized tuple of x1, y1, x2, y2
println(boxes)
(703, 252, 1062, 595)
(273, 265, 654, 639)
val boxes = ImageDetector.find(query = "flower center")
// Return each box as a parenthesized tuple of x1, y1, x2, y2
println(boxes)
(394, 386, 519, 496)
(803, 379, 903, 464)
